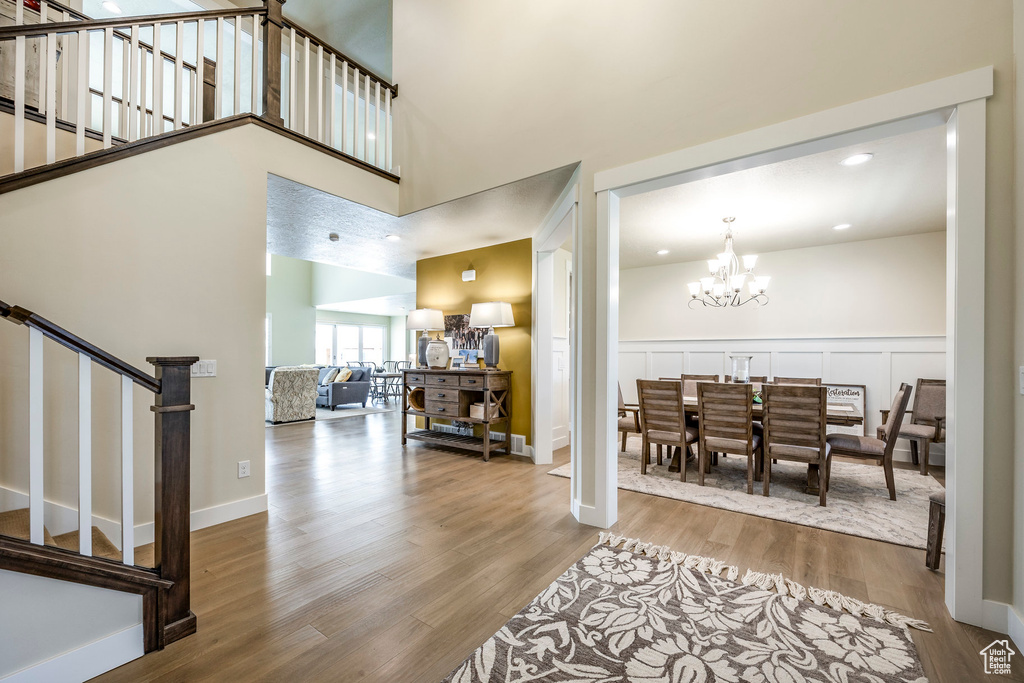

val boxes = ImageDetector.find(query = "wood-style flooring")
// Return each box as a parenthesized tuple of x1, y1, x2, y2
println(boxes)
(94, 409, 1020, 682)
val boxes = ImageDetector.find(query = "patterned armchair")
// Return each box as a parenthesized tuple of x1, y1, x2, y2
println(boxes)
(265, 367, 320, 424)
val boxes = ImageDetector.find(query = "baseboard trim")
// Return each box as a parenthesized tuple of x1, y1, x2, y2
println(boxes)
(0, 486, 268, 548)
(573, 503, 614, 529)
(1008, 604, 1024, 650)
(2, 623, 143, 683)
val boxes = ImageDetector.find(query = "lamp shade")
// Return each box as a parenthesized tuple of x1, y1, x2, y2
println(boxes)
(407, 308, 444, 331)
(469, 302, 515, 328)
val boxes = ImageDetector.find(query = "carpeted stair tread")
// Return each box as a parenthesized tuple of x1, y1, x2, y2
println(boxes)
(0, 508, 55, 545)
(53, 527, 122, 561)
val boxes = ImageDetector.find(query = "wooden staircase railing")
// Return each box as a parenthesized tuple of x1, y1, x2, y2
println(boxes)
(0, 0, 398, 177)
(0, 298, 198, 651)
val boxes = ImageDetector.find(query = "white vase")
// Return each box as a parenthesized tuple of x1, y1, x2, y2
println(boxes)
(426, 338, 450, 369)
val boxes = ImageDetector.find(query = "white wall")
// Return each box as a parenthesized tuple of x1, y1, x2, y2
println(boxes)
(552, 248, 572, 449)
(389, 314, 407, 362)
(266, 254, 315, 366)
(620, 233, 946, 341)
(310, 262, 416, 308)
(0, 569, 142, 679)
(0, 122, 398, 538)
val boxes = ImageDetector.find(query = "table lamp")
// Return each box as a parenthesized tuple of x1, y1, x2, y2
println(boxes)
(407, 308, 445, 368)
(469, 302, 515, 369)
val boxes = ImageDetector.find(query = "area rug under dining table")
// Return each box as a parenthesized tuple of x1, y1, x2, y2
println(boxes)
(548, 443, 945, 550)
(443, 534, 930, 683)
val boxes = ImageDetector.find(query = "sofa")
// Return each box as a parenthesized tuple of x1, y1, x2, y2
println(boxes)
(316, 366, 373, 409)
(265, 366, 321, 424)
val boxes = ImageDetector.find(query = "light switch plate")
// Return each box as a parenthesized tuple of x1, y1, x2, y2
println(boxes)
(1019, 366, 1024, 396)
(191, 360, 217, 378)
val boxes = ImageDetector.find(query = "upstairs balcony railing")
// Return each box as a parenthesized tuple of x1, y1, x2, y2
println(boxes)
(0, 0, 396, 176)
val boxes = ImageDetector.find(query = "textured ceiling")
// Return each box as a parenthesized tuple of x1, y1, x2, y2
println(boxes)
(619, 125, 946, 269)
(266, 164, 577, 279)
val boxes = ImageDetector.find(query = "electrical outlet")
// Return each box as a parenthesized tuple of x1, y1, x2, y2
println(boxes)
(238, 460, 250, 478)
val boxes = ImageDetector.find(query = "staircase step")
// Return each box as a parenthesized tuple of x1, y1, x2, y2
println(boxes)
(53, 527, 122, 562)
(0, 508, 55, 545)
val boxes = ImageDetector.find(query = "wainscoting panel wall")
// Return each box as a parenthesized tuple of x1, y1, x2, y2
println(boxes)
(619, 336, 946, 464)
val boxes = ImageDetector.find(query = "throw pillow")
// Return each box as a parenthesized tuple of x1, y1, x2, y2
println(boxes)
(337, 368, 353, 382)
(321, 368, 340, 386)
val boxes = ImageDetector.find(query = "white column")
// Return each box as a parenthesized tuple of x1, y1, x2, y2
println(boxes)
(78, 354, 92, 556)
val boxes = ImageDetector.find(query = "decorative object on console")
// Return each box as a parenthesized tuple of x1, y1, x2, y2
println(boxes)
(688, 217, 770, 308)
(729, 354, 753, 383)
(445, 313, 486, 351)
(470, 302, 515, 369)
(407, 308, 444, 368)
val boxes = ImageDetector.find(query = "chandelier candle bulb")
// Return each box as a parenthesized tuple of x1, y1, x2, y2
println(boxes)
(742, 254, 758, 270)
(687, 282, 701, 297)
(707, 259, 720, 274)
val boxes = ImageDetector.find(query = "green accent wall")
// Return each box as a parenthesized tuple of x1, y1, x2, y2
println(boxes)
(266, 254, 315, 366)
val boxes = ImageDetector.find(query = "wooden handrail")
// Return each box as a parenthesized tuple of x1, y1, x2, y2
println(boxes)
(0, 6, 265, 39)
(3, 304, 161, 393)
(283, 18, 397, 97)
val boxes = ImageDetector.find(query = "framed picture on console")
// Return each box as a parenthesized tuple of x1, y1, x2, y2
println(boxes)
(824, 383, 866, 437)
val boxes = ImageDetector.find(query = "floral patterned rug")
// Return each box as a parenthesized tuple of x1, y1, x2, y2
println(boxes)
(443, 535, 930, 683)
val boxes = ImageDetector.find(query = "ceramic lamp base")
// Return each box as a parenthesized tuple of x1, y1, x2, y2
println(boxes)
(482, 332, 500, 368)
(426, 338, 450, 369)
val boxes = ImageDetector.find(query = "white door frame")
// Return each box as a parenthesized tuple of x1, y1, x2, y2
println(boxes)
(532, 175, 579, 465)
(580, 66, 993, 627)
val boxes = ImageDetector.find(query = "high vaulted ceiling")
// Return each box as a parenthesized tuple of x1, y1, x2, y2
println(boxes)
(266, 164, 576, 280)
(618, 125, 946, 270)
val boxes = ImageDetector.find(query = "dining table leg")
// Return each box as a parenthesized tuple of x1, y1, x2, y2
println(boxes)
(806, 464, 821, 495)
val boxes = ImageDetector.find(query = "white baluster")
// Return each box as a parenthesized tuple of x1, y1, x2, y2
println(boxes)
(75, 28, 85, 155)
(152, 23, 162, 133)
(195, 18, 204, 124)
(214, 17, 222, 119)
(45, 31, 56, 163)
(340, 60, 348, 154)
(28, 327, 43, 546)
(384, 88, 391, 173)
(121, 375, 134, 566)
(119, 34, 129, 138)
(102, 26, 112, 148)
(302, 35, 309, 136)
(79, 354, 92, 556)
(352, 66, 359, 157)
(14, 1, 26, 172)
(60, 11, 69, 120)
(363, 73, 370, 161)
(232, 15, 241, 116)
(129, 25, 139, 141)
(250, 13, 258, 114)
(327, 52, 335, 147)
(139, 43, 148, 136)
(174, 20, 183, 128)
(315, 44, 323, 141)
(373, 80, 380, 167)
(288, 27, 296, 129)
(38, 2, 47, 115)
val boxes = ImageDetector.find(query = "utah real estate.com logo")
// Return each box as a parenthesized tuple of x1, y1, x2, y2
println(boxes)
(980, 639, 1015, 675)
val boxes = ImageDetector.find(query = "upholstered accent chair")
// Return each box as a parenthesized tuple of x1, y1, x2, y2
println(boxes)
(762, 384, 830, 505)
(771, 377, 822, 385)
(265, 366, 320, 424)
(617, 383, 640, 452)
(696, 382, 762, 493)
(888, 378, 945, 475)
(636, 380, 696, 481)
(826, 382, 912, 501)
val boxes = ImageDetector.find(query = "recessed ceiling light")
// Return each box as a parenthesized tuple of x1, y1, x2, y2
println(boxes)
(102, 1, 122, 13)
(657, 249, 670, 255)
(840, 153, 873, 166)
(329, 233, 339, 242)
(833, 223, 852, 231)
(385, 234, 400, 241)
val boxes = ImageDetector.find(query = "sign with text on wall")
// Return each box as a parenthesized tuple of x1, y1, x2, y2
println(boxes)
(825, 384, 866, 437)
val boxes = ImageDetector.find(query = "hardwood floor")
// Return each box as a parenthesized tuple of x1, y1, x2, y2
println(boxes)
(94, 410, 1019, 682)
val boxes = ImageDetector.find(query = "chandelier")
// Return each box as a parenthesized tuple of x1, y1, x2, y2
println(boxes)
(687, 217, 770, 308)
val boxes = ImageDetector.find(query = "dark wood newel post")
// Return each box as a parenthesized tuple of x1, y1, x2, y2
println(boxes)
(261, 0, 286, 126)
(148, 355, 199, 645)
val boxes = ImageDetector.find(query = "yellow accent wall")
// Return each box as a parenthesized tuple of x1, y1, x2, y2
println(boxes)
(416, 238, 533, 445)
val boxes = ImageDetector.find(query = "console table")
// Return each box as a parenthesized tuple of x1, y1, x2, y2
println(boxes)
(401, 368, 512, 461)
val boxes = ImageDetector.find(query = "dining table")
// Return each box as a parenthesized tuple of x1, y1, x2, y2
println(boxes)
(666, 395, 864, 494)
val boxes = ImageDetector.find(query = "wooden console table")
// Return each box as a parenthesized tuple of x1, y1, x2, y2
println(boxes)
(401, 368, 512, 461)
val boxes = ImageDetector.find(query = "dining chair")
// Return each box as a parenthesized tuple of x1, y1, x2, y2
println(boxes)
(681, 374, 720, 399)
(886, 378, 945, 475)
(696, 382, 762, 493)
(825, 382, 912, 501)
(762, 384, 829, 505)
(637, 379, 696, 481)
(617, 383, 640, 452)
(771, 377, 822, 385)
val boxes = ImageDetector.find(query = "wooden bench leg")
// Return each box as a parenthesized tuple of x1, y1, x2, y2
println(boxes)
(926, 499, 945, 570)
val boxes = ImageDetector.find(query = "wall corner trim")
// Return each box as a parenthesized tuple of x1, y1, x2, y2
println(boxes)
(2, 623, 144, 683)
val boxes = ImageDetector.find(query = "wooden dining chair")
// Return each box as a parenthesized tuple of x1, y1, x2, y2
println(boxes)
(762, 384, 829, 505)
(681, 373, 720, 398)
(617, 383, 640, 452)
(637, 379, 696, 481)
(771, 376, 822, 385)
(826, 382, 912, 501)
(696, 382, 762, 493)
(885, 378, 945, 475)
